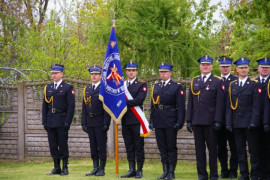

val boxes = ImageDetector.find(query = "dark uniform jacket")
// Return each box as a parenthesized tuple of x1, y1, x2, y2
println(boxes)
(122, 78, 147, 125)
(187, 74, 224, 125)
(81, 84, 111, 127)
(264, 79, 270, 125)
(42, 81, 75, 128)
(150, 79, 186, 128)
(220, 74, 238, 124)
(253, 76, 270, 126)
(226, 77, 260, 128)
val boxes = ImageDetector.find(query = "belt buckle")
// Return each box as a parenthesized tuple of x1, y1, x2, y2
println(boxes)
(158, 104, 163, 110)
(89, 113, 94, 117)
(52, 108, 56, 113)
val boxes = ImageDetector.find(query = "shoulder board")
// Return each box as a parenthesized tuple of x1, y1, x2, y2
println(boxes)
(230, 80, 237, 85)
(192, 75, 200, 80)
(251, 79, 258, 83)
(138, 79, 145, 83)
(177, 82, 181, 85)
(214, 75, 222, 80)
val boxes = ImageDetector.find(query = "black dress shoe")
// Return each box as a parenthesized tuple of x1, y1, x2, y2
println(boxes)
(219, 172, 229, 179)
(239, 176, 249, 180)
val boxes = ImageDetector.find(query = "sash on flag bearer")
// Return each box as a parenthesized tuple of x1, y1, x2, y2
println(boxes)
(124, 82, 152, 137)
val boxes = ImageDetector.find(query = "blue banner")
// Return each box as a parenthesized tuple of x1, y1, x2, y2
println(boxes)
(99, 27, 127, 124)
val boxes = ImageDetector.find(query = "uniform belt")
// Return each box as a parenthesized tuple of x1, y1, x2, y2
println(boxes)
(89, 112, 104, 118)
(157, 104, 177, 110)
(51, 108, 66, 113)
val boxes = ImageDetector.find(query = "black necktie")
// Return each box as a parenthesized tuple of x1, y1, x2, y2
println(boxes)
(240, 81, 243, 87)
(128, 82, 131, 87)
(54, 84, 57, 90)
(222, 77, 226, 82)
(92, 85, 95, 90)
(262, 78, 265, 83)
(161, 82, 165, 88)
(202, 76, 206, 83)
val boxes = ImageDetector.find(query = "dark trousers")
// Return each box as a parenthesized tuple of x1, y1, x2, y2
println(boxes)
(193, 125, 218, 180)
(264, 132, 270, 180)
(258, 127, 267, 178)
(87, 126, 107, 161)
(47, 127, 69, 159)
(217, 127, 238, 174)
(155, 127, 177, 165)
(122, 124, 145, 162)
(234, 128, 259, 179)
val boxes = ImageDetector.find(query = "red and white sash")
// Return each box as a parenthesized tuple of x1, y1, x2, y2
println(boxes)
(124, 82, 152, 137)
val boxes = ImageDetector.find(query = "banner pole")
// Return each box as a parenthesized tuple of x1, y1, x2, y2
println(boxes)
(115, 123, 119, 177)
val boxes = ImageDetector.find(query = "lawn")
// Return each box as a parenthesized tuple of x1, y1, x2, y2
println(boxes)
(0, 158, 199, 180)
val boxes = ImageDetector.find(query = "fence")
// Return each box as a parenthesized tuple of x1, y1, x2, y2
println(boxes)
(0, 77, 195, 160)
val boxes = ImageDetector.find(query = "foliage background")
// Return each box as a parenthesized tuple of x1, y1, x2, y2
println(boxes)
(0, 0, 269, 82)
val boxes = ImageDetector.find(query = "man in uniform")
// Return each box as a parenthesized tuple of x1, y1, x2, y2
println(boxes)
(42, 64, 75, 176)
(226, 57, 260, 180)
(263, 61, 270, 180)
(121, 61, 147, 179)
(217, 56, 238, 179)
(254, 57, 270, 180)
(149, 63, 185, 180)
(81, 65, 111, 176)
(186, 55, 224, 180)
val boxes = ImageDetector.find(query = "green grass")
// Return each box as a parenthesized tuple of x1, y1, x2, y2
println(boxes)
(0, 158, 199, 180)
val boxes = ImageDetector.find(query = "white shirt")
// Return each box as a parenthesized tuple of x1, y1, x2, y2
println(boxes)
(54, 79, 63, 90)
(92, 81, 100, 90)
(221, 73, 231, 80)
(260, 75, 269, 83)
(201, 73, 211, 83)
(239, 77, 248, 86)
(127, 77, 136, 86)
(161, 78, 171, 87)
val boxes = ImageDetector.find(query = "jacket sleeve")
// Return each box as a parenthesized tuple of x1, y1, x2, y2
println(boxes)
(264, 95, 270, 125)
(251, 83, 260, 126)
(65, 85, 75, 125)
(215, 80, 225, 123)
(226, 85, 233, 127)
(186, 85, 193, 123)
(126, 82, 147, 107)
(149, 85, 156, 124)
(176, 84, 186, 125)
(42, 97, 48, 125)
(81, 99, 87, 126)
(104, 111, 111, 126)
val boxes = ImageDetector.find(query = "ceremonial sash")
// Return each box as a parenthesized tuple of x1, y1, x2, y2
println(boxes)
(124, 82, 152, 137)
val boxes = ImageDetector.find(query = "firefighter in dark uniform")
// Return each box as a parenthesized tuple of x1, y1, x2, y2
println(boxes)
(217, 56, 238, 179)
(42, 64, 75, 176)
(226, 57, 260, 180)
(186, 55, 224, 180)
(120, 61, 147, 179)
(149, 63, 186, 180)
(263, 62, 270, 180)
(81, 65, 111, 176)
(255, 57, 270, 180)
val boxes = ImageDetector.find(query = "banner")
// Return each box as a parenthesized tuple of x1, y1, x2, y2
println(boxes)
(99, 27, 127, 124)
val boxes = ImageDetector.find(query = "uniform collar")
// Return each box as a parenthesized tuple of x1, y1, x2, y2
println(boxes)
(54, 79, 63, 89)
(161, 78, 171, 86)
(221, 73, 230, 80)
(128, 77, 136, 85)
(92, 81, 100, 88)
(201, 73, 211, 81)
(239, 76, 248, 86)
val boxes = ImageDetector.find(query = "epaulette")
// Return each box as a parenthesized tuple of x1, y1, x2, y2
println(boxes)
(214, 75, 222, 80)
(251, 78, 258, 83)
(230, 80, 237, 85)
(138, 79, 145, 83)
(192, 75, 200, 80)
(177, 82, 181, 85)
